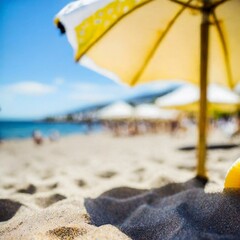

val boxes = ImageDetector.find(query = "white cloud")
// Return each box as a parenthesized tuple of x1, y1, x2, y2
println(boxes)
(6, 81, 56, 96)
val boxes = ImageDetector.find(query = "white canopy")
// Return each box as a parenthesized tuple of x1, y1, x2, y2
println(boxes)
(97, 101, 134, 120)
(134, 104, 179, 120)
(155, 84, 240, 112)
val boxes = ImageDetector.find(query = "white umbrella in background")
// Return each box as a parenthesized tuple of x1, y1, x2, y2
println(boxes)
(134, 104, 179, 121)
(156, 84, 240, 113)
(97, 101, 134, 120)
(208, 84, 240, 108)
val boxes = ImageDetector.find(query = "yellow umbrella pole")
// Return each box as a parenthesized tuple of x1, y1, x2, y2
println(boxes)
(197, 3, 211, 179)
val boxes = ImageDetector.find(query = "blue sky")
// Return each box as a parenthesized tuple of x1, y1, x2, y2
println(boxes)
(0, 0, 179, 120)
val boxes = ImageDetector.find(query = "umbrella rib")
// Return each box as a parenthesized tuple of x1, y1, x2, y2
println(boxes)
(75, 0, 155, 62)
(170, 0, 229, 10)
(212, 10, 234, 89)
(170, 0, 201, 10)
(130, 0, 193, 86)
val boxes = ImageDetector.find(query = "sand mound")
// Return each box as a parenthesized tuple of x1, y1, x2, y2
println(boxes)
(85, 178, 240, 240)
(0, 199, 130, 240)
(35, 194, 66, 208)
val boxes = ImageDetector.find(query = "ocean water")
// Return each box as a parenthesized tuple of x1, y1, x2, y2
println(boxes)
(0, 120, 101, 140)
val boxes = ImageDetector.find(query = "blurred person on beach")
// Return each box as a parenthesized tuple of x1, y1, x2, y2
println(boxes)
(49, 130, 60, 142)
(32, 130, 43, 145)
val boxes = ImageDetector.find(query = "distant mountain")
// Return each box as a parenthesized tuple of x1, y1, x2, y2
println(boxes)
(125, 87, 178, 105)
(44, 84, 180, 122)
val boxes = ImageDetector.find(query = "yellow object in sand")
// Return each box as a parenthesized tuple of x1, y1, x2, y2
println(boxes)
(224, 158, 240, 189)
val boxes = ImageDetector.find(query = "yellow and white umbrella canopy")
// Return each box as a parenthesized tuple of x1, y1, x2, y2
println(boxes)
(55, 0, 240, 178)
(55, 0, 240, 87)
(156, 84, 240, 113)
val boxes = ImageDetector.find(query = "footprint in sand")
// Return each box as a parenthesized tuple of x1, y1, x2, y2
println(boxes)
(47, 182, 58, 190)
(35, 182, 59, 193)
(45, 225, 130, 240)
(0, 199, 22, 222)
(17, 184, 37, 194)
(35, 193, 66, 208)
(98, 171, 117, 179)
(46, 226, 87, 240)
(76, 179, 87, 187)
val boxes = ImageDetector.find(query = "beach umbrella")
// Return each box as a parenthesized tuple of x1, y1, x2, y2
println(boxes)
(156, 83, 240, 113)
(54, 0, 240, 179)
(134, 103, 179, 120)
(97, 101, 134, 120)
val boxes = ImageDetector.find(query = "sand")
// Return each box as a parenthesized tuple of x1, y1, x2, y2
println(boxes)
(85, 178, 240, 239)
(0, 127, 240, 239)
